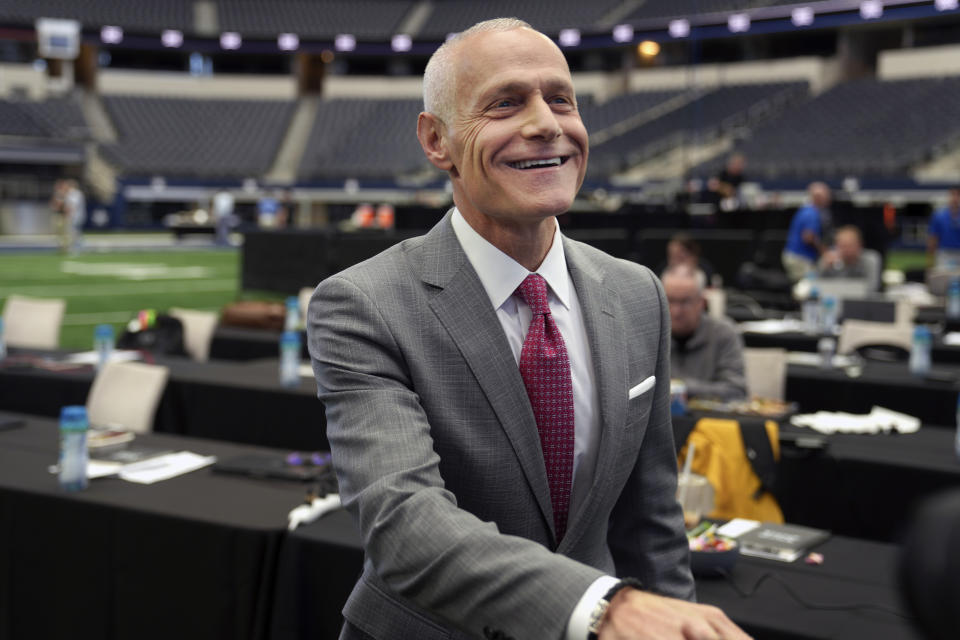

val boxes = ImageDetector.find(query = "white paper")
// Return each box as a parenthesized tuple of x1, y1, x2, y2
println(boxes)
(716, 518, 761, 538)
(287, 493, 342, 530)
(87, 460, 124, 479)
(298, 363, 314, 378)
(944, 332, 960, 346)
(64, 350, 141, 365)
(786, 351, 855, 368)
(738, 319, 811, 334)
(790, 405, 920, 435)
(118, 451, 217, 484)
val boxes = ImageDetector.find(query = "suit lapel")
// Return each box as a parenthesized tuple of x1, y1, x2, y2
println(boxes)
(418, 214, 555, 535)
(559, 238, 629, 551)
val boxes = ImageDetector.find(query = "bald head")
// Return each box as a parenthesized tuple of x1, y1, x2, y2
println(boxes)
(422, 18, 535, 127)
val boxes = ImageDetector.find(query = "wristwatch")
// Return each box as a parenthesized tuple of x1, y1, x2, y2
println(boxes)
(586, 578, 644, 640)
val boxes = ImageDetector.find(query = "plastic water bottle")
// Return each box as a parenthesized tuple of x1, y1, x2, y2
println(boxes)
(802, 287, 820, 331)
(909, 325, 932, 377)
(818, 337, 836, 369)
(947, 278, 960, 320)
(279, 330, 301, 388)
(93, 324, 115, 371)
(0, 317, 6, 361)
(59, 405, 89, 491)
(284, 296, 300, 331)
(820, 295, 838, 333)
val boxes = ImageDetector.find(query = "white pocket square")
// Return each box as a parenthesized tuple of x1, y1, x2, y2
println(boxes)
(628, 376, 656, 400)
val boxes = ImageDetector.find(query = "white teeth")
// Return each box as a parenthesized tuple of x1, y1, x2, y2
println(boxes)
(511, 157, 562, 169)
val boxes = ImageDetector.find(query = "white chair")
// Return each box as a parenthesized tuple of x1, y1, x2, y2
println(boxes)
(168, 307, 219, 362)
(298, 287, 314, 329)
(86, 361, 170, 433)
(1, 294, 66, 349)
(743, 347, 787, 401)
(838, 319, 912, 355)
(703, 288, 727, 321)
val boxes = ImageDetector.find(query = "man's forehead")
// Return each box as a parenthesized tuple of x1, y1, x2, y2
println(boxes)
(453, 29, 572, 92)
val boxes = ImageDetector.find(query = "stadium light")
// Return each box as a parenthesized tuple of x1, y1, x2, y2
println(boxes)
(791, 7, 815, 26)
(612, 24, 634, 43)
(220, 32, 242, 50)
(278, 33, 299, 51)
(668, 20, 690, 38)
(391, 34, 412, 52)
(935, 0, 958, 10)
(100, 26, 123, 44)
(728, 14, 751, 33)
(335, 34, 356, 51)
(860, 0, 883, 19)
(558, 28, 581, 47)
(161, 30, 183, 48)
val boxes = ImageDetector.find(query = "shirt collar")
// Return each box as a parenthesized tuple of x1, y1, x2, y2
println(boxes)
(451, 207, 571, 311)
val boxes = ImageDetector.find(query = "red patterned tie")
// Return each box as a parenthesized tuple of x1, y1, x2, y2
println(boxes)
(515, 273, 575, 541)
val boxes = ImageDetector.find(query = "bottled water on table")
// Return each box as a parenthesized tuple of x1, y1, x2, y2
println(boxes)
(948, 279, 960, 320)
(0, 317, 6, 361)
(284, 296, 300, 331)
(279, 330, 301, 388)
(909, 326, 932, 377)
(59, 405, 89, 491)
(93, 323, 115, 371)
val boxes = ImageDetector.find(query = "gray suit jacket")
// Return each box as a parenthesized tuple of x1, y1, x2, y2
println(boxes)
(307, 212, 694, 640)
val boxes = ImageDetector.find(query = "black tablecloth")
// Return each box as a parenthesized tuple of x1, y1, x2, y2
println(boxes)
(0, 353, 326, 450)
(272, 513, 921, 640)
(696, 535, 920, 640)
(0, 415, 313, 640)
(786, 360, 960, 426)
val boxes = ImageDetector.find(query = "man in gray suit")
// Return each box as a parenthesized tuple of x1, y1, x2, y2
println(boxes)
(308, 18, 749, 640)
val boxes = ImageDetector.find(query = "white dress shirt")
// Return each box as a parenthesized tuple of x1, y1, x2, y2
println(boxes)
(450, 209, 618, 640)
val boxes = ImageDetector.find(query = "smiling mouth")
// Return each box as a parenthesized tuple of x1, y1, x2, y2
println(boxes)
(507, 156, 568, 170)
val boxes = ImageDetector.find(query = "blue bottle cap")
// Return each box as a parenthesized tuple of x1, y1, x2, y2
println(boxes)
(914, 325, 931, 338)
(94, 324, 114, 338)
(60, 405, 89, 429)
(281, 330, 300, 344)
(286, 296, 299, 307)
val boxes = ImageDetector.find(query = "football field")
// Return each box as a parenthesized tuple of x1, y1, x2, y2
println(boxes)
(0, 247, 242, 350)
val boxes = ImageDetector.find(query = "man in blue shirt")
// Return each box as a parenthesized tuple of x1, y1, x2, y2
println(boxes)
(927, 187, 960, 268)
(782, 181, 833, 281)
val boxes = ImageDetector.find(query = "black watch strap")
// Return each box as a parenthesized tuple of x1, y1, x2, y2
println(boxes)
(586, 578, 644, 640)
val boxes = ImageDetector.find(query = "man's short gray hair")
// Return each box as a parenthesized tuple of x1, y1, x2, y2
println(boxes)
(422, 17, 533, 126)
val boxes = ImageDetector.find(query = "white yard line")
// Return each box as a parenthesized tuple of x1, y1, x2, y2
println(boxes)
(0, 279, 237, 297)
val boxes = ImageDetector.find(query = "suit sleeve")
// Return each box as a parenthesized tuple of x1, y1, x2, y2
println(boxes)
(605, 270, 696, 600)
(308, 274, 604, 639)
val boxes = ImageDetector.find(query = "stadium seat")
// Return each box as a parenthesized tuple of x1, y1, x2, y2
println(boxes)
(86, 361, 170, 433)
(2, 294, 66, 349)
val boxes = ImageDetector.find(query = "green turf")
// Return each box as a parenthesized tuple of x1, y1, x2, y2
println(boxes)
(0, 249, 242, 349)
(884, 249, 927, 273)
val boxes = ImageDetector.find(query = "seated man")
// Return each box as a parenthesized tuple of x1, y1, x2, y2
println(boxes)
(664, 266, 747, 401)
(818, 224, 881, 291)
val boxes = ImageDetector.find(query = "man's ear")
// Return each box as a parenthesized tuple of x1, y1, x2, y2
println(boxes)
(417, 112, 454, 172)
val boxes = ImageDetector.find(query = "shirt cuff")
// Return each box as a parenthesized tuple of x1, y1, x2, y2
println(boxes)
(565, 575, 620, 640)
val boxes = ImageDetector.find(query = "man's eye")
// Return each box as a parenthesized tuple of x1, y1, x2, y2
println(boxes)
(495, 99, 515, 108)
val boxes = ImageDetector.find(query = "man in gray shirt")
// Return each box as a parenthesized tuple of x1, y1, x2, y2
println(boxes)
(664, 266, 747, 400)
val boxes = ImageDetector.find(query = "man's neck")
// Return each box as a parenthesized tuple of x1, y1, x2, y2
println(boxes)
(458, 208, 557, 272)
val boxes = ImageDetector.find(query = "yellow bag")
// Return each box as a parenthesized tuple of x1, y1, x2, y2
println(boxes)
(677, 417, 784, 523)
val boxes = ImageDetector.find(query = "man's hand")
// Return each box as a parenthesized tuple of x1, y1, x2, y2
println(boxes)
(598, 588, 751, 640)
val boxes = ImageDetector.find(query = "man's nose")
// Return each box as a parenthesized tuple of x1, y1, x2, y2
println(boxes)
(520, 97, 562, 141)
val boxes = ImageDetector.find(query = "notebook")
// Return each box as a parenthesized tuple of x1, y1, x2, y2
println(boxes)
(718, 519, 830, 562)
